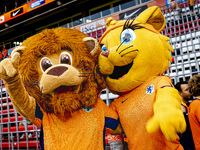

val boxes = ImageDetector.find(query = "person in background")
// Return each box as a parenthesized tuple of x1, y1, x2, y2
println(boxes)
(188, 74, 200, 150)
(18, 121, 25, 139)
(170, 0, 182, 19)
(18, 121, 33, 139)
(188, 0, 195, 15)
(175, 81, 195, 150)
(2, 46, 8, 59)
(0, 51, 3, 61)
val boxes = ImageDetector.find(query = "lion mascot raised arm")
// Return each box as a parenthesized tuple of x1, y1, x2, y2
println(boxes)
(98, 6, 186, 150)
(0, 28, 120, 150)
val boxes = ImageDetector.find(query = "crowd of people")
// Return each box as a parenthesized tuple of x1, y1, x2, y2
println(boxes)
(169, 0, 198, 20)
(167, 74, 200, 150)
(0, 46, 8, 61)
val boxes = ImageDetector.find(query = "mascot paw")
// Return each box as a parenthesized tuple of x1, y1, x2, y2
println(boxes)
(146, 108, 186, 141)
(0, 50, 21, 81)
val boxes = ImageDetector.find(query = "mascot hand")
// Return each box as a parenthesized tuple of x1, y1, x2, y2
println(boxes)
(0, 50, 20, 82)
(146, 107, 186, 141)
(98, 51, 114, 75)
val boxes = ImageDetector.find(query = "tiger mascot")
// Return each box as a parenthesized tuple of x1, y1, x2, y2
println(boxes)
(0, 28, 120, 150)
(98, 6, 186, 150)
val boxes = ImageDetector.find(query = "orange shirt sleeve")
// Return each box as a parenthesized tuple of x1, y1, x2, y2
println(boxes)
(156, 76, 173, 89)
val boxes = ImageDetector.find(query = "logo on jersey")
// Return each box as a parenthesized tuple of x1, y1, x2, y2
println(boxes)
(122, 98, 128, 103)
(146, 84, 154, 95)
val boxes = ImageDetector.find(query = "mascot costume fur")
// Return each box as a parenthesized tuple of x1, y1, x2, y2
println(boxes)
(98, 6, 186, 149)
(0, 28, 120, 150)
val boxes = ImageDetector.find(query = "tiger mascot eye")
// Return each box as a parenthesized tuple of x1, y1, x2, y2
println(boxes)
(0, 28, 120, 150)
(99, 6, 186, 150)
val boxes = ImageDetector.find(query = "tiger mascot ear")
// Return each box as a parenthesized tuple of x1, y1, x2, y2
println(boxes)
(135, 6, 165, 32)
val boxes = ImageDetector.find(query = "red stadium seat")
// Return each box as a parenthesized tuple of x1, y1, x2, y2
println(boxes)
(0, 108, 14, 114)
(0, 116, 23, 123)
(2, 140, 39, 148)
(3, 125, 35, 132)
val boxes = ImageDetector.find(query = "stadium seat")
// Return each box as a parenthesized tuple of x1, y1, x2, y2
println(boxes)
(0, 116, 23, 123)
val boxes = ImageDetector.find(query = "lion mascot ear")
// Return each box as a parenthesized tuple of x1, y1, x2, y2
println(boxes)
(83, 37, 99, 56)
(11, 46, 26, 58)
(135, 6, 165, 32)
(83, 37, 106, 90)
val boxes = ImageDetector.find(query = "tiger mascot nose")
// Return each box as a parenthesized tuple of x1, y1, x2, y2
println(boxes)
(101, 50, 110, 58)
(47, 66, 68, 76)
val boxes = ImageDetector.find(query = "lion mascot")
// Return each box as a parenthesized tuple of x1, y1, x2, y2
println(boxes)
(98, 6, 186, 149)
(0, 28, 120, 150)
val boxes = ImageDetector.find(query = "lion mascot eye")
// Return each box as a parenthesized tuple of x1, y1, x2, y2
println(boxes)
(60, 52, 72, 65)
(120, 29, 136, 44)
(40, 57, 53, 72)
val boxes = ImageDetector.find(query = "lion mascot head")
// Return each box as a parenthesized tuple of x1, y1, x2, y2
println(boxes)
(16, 28, 105, 117)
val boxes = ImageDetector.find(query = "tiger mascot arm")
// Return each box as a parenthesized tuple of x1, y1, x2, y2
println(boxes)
(146, 86, 186, 141)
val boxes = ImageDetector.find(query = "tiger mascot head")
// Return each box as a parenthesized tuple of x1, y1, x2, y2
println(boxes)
(98, 6, 173, 93)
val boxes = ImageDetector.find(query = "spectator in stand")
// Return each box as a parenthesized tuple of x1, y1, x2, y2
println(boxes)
(175, 81, 195, 150)
(188, 0, 195, 15)
(2, 46, 8, 59)
(0, 51, 3, 61)
(170, 0, 182, 20)
(19, 121, 25, 139)
(18, 121, 32, 139)
(188, 74, 200, 150)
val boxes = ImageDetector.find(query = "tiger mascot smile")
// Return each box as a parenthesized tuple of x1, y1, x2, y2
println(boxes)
(99, 6, 186, 150)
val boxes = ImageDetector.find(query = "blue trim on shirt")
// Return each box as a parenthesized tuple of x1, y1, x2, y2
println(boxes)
(35, 103, 43, 120)
(40, 124, 44, 150)
(105, 117, 120, 131)
(160, 85, 173, 88)
(103, 127, 105, 149)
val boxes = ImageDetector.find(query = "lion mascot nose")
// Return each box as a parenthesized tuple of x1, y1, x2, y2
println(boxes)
(47, 66, 68, 76)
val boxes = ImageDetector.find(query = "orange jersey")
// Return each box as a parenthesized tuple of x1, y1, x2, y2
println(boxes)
(110, 76, 182, 150)
(3, 49, 8, 57)
(38, 98, 119, 150)
(188, 99, 200, 150)
(188, 0, 194, 5)
(0, 53, 3, 59)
